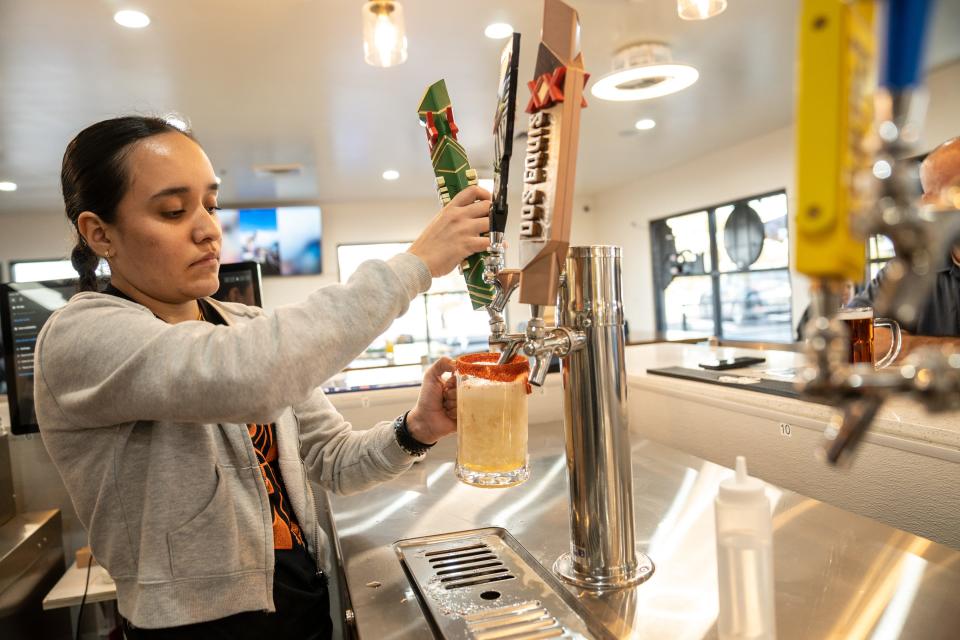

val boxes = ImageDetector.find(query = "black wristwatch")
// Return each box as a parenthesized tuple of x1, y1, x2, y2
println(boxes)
(393, 411, 435, 457)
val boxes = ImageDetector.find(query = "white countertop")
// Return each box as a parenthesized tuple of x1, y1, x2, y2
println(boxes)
(624, 342, 960, 455)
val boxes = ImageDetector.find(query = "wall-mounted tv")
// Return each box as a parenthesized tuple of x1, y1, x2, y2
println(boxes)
(218, 206, 322, 276)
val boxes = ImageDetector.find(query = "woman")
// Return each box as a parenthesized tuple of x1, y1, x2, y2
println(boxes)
(34, 116, 488, 638)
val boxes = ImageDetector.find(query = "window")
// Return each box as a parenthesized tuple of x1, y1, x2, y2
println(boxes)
(866, 234, 895, 281)
(651, 191, 792, 342)
(336, 242, 492, 370)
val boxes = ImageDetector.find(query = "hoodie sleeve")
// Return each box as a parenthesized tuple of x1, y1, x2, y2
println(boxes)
(293, 386, 419, 496)
(34, 254, 432, 429)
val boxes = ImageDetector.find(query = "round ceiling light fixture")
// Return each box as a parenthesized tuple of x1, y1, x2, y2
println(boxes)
(634, 118, 656, 130)
(114, 10, 151, 29)
(382, 169, 400, 181)
(591, 43, 698, 102)
(0, 181, 17, 192)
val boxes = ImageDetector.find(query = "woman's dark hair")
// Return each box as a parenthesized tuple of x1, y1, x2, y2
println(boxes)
(61, 116, 193, 291)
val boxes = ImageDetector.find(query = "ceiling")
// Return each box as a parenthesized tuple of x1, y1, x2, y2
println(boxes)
(1, 0, 958, 214)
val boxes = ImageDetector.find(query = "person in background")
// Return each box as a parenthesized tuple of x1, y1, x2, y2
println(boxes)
(34, 116, 490, 639)
(848, 137, 960, 360)
(795, 280, 855, 341)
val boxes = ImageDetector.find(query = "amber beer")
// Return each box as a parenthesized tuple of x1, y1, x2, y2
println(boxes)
(839, 308, 875, 364)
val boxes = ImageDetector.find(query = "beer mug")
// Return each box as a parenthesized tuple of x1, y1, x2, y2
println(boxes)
(455, 353, 530, 488)
(836, 307, 902, 368)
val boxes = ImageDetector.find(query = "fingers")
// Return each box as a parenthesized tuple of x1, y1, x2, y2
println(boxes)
(459, 199, 493, 219)
(469, 216, 491, 236)
(429, 356, 455, 379)
(468, 237, 491, 253)
(449, 185, 492, 208)
(442, 384, 458, 422)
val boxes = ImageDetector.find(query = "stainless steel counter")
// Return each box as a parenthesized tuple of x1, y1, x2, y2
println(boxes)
(327, 421, 960, 639)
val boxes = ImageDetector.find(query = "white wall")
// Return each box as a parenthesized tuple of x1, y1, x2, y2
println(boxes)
(590, 126, 801, 335)
(920, 60, 960, 152)
(591, 59, 960, 336)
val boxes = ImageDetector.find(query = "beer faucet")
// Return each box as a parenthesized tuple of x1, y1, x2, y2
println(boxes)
(482, 241, 586, 386)
(796, 0, 960, 464)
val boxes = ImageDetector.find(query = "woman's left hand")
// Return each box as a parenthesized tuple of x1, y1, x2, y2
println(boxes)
(406, 357, 458, 445)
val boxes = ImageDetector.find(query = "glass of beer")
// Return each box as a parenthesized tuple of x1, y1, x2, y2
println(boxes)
(836, 307, 902, 368)
(455, 353, 530, 488)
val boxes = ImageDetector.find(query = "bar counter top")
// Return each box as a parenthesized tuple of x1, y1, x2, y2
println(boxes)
(624, 343, 960, 454)
(326, 420, 960, 639)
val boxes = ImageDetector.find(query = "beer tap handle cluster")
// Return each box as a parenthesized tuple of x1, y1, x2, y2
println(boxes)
(795, 0, 960, 464)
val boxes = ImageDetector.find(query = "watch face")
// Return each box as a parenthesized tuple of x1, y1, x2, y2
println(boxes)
(491, 32, 521, 233)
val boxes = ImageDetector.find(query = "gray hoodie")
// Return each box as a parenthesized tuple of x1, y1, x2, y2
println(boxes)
(34, 253, 432, 629)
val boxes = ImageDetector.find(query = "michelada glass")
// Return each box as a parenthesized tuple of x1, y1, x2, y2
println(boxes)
(455, 353, 531, 488)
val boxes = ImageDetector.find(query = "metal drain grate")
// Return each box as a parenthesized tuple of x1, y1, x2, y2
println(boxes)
(464, 601, 564, 639)
(394, 527, 615, 640)
(427, 542, 516, 590)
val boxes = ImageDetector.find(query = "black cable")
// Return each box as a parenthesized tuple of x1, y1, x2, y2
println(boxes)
(74, 556, 93, 640)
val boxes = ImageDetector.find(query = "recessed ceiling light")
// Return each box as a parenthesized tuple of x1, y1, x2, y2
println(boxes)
(634, 118, 656, 130)
(591, 43, 698, 102)
(0, 181, 17, 192)
(484, 23, 514, 39)
(382, 169, 400, 181)
(114, 10, 151, 29)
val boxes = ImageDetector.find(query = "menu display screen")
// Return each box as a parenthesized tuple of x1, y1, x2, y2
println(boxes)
(0, 280, 76, 434)
(1, 263, 263, 435)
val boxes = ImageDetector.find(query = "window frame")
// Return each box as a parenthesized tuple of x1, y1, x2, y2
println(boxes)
(650, 189, 793, 341)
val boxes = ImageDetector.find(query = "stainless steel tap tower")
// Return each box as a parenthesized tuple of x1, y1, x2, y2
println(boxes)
(553, 246, 654, 589)
(481, 0, 653, 590)
(486, 245, 655, 590)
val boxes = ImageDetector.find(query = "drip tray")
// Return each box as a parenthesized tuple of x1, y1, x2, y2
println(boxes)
(394, 527, 614, 640)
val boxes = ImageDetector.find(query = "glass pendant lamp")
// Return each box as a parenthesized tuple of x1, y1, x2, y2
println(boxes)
(362, 1, 409, 67)
(677, 0, 728, 20)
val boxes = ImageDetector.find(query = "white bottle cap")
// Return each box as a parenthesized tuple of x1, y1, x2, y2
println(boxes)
(718, 456, 766, 504)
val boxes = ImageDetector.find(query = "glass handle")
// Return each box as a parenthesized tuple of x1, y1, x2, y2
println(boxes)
(874, 318, 902, 368)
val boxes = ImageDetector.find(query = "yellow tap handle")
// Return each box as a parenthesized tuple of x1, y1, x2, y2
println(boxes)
(795, 0, 876, 282)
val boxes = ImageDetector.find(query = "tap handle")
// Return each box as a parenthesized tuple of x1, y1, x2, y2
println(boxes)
(490, 32, 521, 235)
(881, 0, 932, 91)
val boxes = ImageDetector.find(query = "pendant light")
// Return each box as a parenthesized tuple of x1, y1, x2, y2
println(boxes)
(362, 1, 409, 68)
(678, 0, 728, 20)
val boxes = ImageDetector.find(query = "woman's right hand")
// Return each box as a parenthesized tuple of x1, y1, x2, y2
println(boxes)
(408, 186, 492, 277)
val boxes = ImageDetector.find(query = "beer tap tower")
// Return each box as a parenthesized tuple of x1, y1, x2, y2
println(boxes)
(483, 0, 654, 590)
(796, 0, 960, 464)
